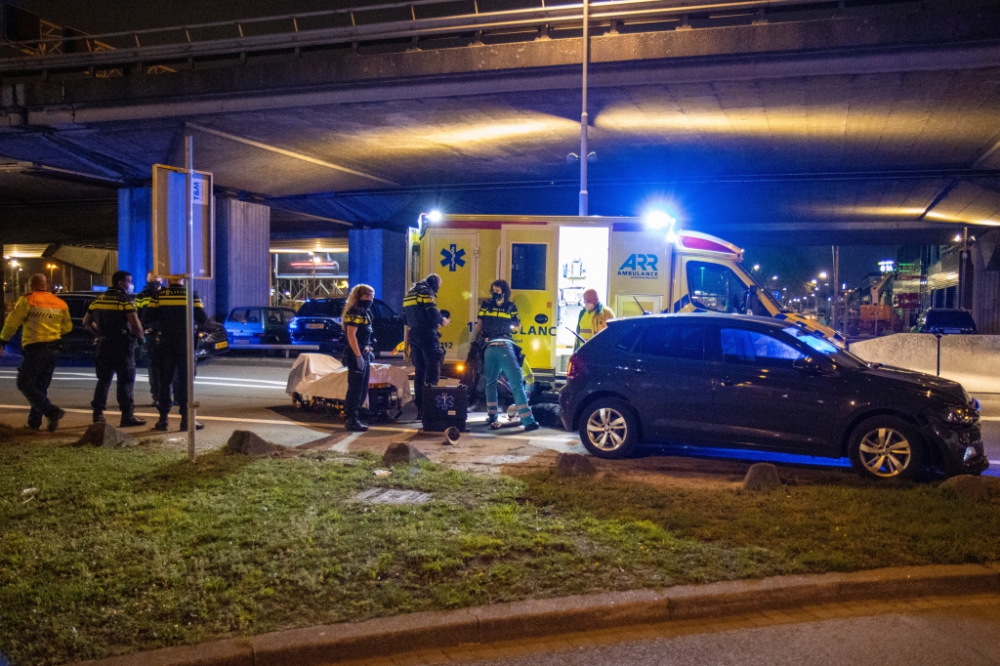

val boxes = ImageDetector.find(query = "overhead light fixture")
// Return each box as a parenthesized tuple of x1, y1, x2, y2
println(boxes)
(427, 210, 443, 223)
(644, 210, 676, 230)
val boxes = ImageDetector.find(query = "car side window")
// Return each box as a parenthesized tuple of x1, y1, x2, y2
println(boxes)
(267, 310, 282, 324)
(247, 309, 261, 324)
(614, 326, 644, 352)
(373, 302, 393, 320)
(228, 309, 248, 324)
(720, 328, 803, 368)
(634, 323, 704, 361)
(686, 261, 749, 314)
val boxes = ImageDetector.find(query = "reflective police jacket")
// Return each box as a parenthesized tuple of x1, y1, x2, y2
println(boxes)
(403, 281, 444, 332)
(477, 299, 520, 341)
(87, 288, 137, 342)
(0, 290, 72, 347)
(142, 283, 208, 340)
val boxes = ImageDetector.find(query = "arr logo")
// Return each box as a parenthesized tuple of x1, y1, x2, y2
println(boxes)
(618, 254, 659, 279)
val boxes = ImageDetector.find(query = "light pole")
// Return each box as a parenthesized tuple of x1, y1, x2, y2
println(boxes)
(11, 259, 20, 296)
(46, 263, 57, 287)
(578, 0, 590, 216)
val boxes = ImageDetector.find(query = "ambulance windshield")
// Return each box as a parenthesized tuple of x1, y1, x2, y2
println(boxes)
(741, 265, 786, 312)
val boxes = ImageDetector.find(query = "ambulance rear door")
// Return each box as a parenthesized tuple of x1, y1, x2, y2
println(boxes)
(500, 222, 558, 373)
(423, 229, 479, 362)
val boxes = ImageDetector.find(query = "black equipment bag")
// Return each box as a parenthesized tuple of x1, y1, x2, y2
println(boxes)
(421, 385, 468, 432)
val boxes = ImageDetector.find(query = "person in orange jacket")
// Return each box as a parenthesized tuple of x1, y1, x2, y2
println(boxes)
(0, 273, 73, 431)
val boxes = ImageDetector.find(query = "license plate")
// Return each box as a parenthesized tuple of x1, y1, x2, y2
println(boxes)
(215, 341, 229, 349)
(233, 339, 250, 345)
(942, 329, 961, 334)
(307, 323, 325, 329)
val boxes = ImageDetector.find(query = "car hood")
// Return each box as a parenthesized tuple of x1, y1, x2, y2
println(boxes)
(862, 365, 968, 403)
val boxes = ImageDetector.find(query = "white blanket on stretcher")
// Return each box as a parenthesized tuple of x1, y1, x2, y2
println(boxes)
(286, 353, 412, 407)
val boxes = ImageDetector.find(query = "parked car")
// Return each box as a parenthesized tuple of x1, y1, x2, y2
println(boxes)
(913, 308, 977, 335)
(560, 313, 987, 480)
(225, 306, 297, 348)
(5, 291, 228, 361)
(289, 298, 405, 356)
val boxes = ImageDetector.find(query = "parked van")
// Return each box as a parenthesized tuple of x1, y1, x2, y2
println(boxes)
(407, 213, 840, 377)
(225, 306, 297, 348)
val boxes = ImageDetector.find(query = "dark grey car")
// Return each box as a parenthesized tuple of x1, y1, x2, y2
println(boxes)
(559, 313, 987, 480)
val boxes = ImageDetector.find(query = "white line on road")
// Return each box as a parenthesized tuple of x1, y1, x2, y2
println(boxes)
(981, 417, 1000, 421)
(0, 371, 287, 391)
(0, 370, 287, 386)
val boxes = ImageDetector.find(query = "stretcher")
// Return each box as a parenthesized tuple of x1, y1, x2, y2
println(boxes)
(286, 353, 413, 414)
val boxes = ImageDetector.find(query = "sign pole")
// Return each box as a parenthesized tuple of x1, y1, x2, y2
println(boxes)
(578, 0, 589, 217)
(185, 136, 197, 462)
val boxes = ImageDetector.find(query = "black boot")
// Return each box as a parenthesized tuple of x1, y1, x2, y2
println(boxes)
(345, 419, 369, 432)
(153, 417, 169, 431)
(93, 411, 105, 424)
(120, 414, 147, 428)
(46, 407, 65, 432)
(179, 420, 205, 431)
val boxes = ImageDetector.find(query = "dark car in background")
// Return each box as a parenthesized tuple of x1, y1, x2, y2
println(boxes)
(225, 306, 297, 348)
(560, 313, 987, 480)
(913, 308, 978, 335)
(7, 291, 228, 361)
(289, 298, 405, 356)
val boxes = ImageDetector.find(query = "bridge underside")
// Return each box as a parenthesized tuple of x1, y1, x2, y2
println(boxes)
(1, 0, 999, 246)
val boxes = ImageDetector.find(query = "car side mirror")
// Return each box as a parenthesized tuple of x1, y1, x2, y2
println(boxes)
(792, 356, 825, 374)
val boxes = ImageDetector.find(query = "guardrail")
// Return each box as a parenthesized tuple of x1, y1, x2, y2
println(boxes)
(0, 0, 900, 75)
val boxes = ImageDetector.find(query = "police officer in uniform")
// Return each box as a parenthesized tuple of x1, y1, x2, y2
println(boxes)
(403, 273, 449, 419)
(135, 273, 167, 408)
(83, 270, 147, 427)
(0, 273, 71, 431)
(341, 284, 375, 432)
(474, 279, 538, 432)
(142, 278, 207, 431)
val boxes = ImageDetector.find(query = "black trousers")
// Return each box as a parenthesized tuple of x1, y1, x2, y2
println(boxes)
(344, 352, 372, 421)
(153, 338, 195, 418)
(410, 330, 441, 414)
(91, 339, 137, 415)
(17, 341, 61, 428)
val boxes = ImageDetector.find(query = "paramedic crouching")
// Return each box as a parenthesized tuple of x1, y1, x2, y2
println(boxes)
(342, 284, 376, 433)
(403, 273, 449, 419)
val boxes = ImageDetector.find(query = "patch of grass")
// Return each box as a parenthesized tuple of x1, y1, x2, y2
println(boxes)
(1, 441, 998, 665)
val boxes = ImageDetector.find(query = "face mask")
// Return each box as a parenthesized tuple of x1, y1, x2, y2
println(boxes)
(124, 283, 134, 295)
(359, 299, 373, 310)
(584, 302, 596, 312)
(492, 292, 504, 302)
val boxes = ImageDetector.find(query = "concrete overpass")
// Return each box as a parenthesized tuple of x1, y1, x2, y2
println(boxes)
(1, 0, 1000, 320)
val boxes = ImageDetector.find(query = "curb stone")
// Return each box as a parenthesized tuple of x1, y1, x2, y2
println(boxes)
(76, 563, 1000, 666)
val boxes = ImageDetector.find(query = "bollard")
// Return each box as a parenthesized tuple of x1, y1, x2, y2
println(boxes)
(442, 427, 460, 446)
(935, 333, 942, 376)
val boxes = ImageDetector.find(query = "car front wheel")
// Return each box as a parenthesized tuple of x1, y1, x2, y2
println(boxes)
(578, 397, 640, 459)
(848, 416, 925, 481)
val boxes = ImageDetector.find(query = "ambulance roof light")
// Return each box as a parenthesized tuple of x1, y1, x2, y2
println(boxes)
(427, 210, 443, 223)
(644, 210, 676, 230)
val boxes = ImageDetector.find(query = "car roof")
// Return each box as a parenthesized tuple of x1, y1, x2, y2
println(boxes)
(610, 312, 790, 330)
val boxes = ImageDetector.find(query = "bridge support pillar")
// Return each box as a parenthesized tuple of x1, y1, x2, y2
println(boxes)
(349, 228, 406, 311)
(215, 198, 271, 320)
(118, 186, 153, 290)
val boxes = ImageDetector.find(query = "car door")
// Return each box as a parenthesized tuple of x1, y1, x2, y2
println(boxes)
(372, 300, 404, 353)
(626, 321, 717, 443)
(710, 324, 837, 454)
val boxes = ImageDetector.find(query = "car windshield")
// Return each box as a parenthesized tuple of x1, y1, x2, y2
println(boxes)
(740, 264, 785, 312)
(781, 326, 867, 369)
(296, 300, 345, 318)
(926, 310, 975, 329)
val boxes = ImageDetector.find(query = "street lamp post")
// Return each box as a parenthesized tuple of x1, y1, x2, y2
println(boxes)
(578, 0, 590, 217)
(46, 263, 57, 287)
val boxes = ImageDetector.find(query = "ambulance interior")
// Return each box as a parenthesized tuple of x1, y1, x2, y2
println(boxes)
(556, 226, 609, 373)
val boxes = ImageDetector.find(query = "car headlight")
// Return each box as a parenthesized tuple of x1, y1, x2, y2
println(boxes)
(940, 404, 976, 425)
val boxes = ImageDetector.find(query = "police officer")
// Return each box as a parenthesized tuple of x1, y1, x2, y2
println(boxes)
(142, 278, 207, 432)
(0, 273, 72, 431)
(341, 284, 375, 432)
(403, 273, 449, 419)
(83, 270, 147, 427)
(474, 279, 538, 432)
(135, 273, 167, 408)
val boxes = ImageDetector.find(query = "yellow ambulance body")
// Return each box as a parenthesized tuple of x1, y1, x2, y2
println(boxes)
(406, 214, 839, 378)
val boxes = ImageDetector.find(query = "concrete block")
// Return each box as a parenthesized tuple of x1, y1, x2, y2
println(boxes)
(251, 609, 479, 666)
(223, 430, 282, 456)
(469, 589, 669, 642)
(74, 423, 138, 448)
(77, 638, 252, 666)
(383, 442, 430, 466)
(939, 475, 990, 501)
(555, 453, 597, 477)
(742, 463, 781, 491)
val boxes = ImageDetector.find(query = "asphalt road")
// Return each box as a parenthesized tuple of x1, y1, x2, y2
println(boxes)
(446, 596, 1000, 666)
(1, 354, 998, 475)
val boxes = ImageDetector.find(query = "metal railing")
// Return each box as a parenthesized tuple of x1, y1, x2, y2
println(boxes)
(0, 0, 904, 75)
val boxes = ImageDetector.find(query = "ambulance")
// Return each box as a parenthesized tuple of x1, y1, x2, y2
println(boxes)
(407, 212, 840, 378)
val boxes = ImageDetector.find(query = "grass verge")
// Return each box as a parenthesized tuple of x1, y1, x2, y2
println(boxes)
(1, 438, 998, 665)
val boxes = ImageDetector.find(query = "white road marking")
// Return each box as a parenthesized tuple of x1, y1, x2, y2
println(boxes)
(0, 371, 287, 391)
(981, 416, 1000, 421)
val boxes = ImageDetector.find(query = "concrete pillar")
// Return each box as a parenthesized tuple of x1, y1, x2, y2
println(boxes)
(118, 187, 153, 287)
(971, 229, 1000, 335)
(215, 198, 270, 321)
(349, 228, 406, 311)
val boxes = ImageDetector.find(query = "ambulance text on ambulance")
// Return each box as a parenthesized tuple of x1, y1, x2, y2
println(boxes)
(618, 254, 659, 279)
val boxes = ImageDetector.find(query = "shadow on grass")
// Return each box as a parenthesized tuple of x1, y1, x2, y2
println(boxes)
(130, 450, 258, 494)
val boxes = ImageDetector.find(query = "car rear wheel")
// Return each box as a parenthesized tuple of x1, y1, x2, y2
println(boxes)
(578, 398, 640, 459)
(848, 416, 925, 481)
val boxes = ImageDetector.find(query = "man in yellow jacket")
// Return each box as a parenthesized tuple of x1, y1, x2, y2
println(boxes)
(574, 289, 614, 351)
(0, 273, 73, 431)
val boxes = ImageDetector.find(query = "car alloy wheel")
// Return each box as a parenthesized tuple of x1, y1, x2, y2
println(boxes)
(848, 415, 924, 481)
(857, 427, 912, 478)
(586, 407, 629, 452)
(577, 396, 641, 459)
